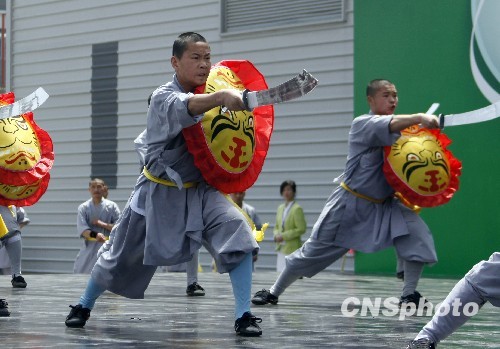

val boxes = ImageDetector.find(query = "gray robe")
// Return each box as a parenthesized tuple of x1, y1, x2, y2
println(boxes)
(92, 75, 258, 299)
(418, 252, 500, 343)
(0, 205, 27, 244)
(73, 198, 120, 274)
(465, 252, 500, 306)
(287, 114, 437, 277)
(243, 202, 262, 231)
(0, 206, 29, 267)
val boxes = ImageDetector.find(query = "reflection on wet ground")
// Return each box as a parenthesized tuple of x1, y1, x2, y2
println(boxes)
(0, 271, 498, 348)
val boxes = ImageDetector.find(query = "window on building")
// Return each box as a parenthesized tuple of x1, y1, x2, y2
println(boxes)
(221, 0, 345, 34)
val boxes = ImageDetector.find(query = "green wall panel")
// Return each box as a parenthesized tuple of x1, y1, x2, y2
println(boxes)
(354, 0, 500, 277)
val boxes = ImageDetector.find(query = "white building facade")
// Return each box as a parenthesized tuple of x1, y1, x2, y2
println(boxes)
(6, 0, 354, 273)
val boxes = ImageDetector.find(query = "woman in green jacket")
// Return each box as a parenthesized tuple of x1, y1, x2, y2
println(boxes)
(274, 180, 307, 272)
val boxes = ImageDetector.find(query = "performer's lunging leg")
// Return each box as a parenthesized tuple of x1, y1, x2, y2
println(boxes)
(229, 252, 252, 318)
(407, 252, 500, 348)
(399, 260, 429, 307)
(65, 277, 106, 327)
(270, 266, 301, 298)
(407, 278, 485, 348)
(419, 278, 484, 344)
(252, 234, 348, 305)
(231, 252, 262, 336)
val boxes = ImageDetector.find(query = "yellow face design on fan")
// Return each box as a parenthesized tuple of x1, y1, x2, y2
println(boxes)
(202, 66, 255, 174)
(0, 114, 41, 171)
(0, 179, 42, 200)
(387, 127, 450, 195)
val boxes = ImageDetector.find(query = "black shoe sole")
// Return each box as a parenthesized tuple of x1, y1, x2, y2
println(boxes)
(186, 293, 205, 297)
(236, 330, 262, 337)
(12, 284, 28, 288)
(65, 321, 86, 328)
(252, 298, 278, 305)
(251, 298, 267, 305)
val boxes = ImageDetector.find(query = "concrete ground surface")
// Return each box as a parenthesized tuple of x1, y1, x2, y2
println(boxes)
(0, 271, 498, 348)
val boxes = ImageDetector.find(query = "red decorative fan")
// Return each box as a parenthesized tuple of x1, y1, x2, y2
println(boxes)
(0, 91, 53, 206)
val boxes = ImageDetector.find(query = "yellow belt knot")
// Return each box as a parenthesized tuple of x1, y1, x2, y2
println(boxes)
(143, 167, 196, 188)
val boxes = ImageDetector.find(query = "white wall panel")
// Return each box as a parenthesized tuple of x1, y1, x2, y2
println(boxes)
(10, 0, 354, 273)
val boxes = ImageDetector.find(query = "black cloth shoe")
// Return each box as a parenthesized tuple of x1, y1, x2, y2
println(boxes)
(11, 275, 27, 288)
(399, 291, 431, 309)
(0, 299, 10, 317)
(186, 282, 205, 296)
(396, 271, 404, 280)
(65, 304, 91, 328)
(251, 289, 278, 305)
(234, 312, 262, 337)
(406, 338, 436, 349)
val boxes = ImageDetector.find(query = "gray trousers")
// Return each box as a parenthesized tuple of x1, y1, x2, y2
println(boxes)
(3, 235, 22, 275)
(417, 252, 500, 343)
(92, 190, 258, 299)
(270, 203, 349, 296)
(272, 198, 429, 298)
(167, 250, 199, 286)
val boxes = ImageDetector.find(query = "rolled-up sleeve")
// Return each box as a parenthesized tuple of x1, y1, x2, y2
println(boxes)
(348, 115, 401, 158)
(149, 86, 201, 137)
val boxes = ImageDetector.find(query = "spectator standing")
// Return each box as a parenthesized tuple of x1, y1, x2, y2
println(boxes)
(273, 180, 307, 272)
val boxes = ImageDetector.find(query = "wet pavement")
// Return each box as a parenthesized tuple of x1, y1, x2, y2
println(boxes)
(0, 271, 498, 348)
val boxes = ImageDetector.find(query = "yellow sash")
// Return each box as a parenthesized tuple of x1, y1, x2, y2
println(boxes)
(143, 167, 196, 188)
(340, 182, 386, 204)
(0, 215, 8, 239)
(0, 206, 16, 239)
(394, 192, 422, 213)
(340, 182, 421, 213)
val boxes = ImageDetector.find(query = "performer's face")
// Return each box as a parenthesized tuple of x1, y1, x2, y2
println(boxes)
(171, 41, 211, 92)
(368, 83, 398, 115)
